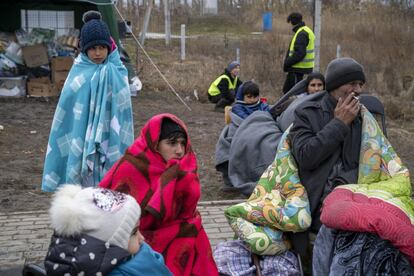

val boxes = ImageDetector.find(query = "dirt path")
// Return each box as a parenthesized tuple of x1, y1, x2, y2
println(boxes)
(0, 92, 413, 212)
(0, 91, 242, 212)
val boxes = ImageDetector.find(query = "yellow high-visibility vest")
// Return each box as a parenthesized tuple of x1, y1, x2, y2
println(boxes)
(208, 74, 238, 96)
(289, 26, 315, 69)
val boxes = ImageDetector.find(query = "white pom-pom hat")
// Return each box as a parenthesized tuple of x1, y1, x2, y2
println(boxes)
(49, 184, 141, 251)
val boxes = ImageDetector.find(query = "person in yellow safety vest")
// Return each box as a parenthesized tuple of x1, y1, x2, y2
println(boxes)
(282, 12, 315, 94)
(208, 61, 243, 111)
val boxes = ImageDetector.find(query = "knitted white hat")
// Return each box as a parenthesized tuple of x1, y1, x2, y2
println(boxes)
(49, 184, 141, 251)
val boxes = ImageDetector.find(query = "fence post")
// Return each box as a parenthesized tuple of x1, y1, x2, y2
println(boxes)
(313, 0, 322, 72)
(181, 24, 186, 62)
(163, 0, 171, 46)
(336, 44, 341, 58)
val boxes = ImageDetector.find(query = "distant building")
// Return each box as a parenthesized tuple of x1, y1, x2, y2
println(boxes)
(202, 0, 218, 15)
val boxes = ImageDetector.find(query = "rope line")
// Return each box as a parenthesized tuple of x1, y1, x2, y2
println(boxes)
(113, 3, 192, 111)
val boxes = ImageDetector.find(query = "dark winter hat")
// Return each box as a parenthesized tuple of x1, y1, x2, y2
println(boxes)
(80, 11, 112, 53)
(325, 57, 366, 92)
(287, 12, 303, 25)
(227, 61, 240, 72)
(159, 118, 186, 142)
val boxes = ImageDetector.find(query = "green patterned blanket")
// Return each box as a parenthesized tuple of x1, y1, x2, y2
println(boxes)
(224, 127, 311, 255)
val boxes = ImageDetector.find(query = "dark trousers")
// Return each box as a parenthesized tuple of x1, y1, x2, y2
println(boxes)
(208, 91, 235, 109)
(283, 72, 304, 94)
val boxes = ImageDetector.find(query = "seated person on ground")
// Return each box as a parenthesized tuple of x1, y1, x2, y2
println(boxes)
(305, 72, 325, 94)
(99, 114, 219, 276)
(270, 71, 325, 119)
(208, 61, 242, 111)
(44, 184, 172, 276)
(289, 58, 365, 239)
(289, 57, 414, 273)
(231, 80, 270, 120)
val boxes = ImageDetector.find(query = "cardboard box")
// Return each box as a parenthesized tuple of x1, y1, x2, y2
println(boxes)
(22, 44, 49, 68)
(51, 56, 74, 72)
(27, 77, 58, 97)
(52, 70, 69, 92)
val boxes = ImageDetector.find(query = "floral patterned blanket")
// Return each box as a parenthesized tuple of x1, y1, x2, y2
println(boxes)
(321, 107, 414, 265)
(224, 127, 311, 255)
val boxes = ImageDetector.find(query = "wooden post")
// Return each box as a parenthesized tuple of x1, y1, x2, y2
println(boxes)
(313, 0, 322, 71)
(140, 0, 153, 46)
(181, 24, 186, 61)
(163, 0, 171, 46)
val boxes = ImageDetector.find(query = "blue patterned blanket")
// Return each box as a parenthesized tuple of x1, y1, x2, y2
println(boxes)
(42, 50, 134, 191)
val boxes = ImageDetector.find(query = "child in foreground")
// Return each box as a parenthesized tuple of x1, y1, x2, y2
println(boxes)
(44, 184, 172, 275)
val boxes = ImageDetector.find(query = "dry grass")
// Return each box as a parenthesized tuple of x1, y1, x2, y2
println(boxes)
(121, 2, 414, 119)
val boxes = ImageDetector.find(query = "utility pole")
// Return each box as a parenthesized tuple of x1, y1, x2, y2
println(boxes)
(180, 24, 185, 61)
(313, 0, 322, 71)
(140, 0, 153, 46)
(163, 0, 171, 46)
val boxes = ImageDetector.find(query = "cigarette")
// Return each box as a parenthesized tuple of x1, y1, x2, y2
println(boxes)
(353, 95, 359, 101)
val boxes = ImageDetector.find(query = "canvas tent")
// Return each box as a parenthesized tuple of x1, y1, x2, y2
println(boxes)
(0, 0, 137, 80)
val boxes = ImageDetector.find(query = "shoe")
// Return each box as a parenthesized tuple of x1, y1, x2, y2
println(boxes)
(221, 184, 239, 192)
(214, 106, 225, 113)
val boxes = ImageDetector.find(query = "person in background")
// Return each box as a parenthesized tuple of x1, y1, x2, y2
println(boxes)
(208, 61, 243, 112)
(282, 12, 315, 94)
(270, 72, 325, 120)
(42, 11, 134, 192)
(231, 80, 270, 119)
(99, 113, 219, 276)
(305, 72, 325, 94)
(44, 184, 172, 276)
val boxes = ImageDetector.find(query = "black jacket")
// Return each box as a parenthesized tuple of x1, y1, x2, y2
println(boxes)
(44, 233, 130, 276)
(289, 91, 361, 232)
(283, 22, 313, 74)
(217, 69, 242, 99)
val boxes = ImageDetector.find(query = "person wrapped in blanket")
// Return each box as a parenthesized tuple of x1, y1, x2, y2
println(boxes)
(99, 114, 219, 276)
(289, 57, 414, 274)
(269, 72, 325, 120)
(42, 11, 134, 192)
(231, 80, 270, 119)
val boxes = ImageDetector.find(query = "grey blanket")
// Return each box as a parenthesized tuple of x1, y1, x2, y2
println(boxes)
(215, 92, 323, 196)
(215, 112, 244, 166)
(215, 111, 282, 196)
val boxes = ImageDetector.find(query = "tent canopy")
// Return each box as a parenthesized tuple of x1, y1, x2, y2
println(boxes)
(0, 0, 136, 80)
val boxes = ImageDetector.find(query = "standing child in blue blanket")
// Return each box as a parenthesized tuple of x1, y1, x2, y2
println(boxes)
(44, 184, 172, 276)
(42, 11, 134, 192)
(231, 80, 270, 119)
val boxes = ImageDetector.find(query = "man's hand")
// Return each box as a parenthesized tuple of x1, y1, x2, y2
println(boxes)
(334, 93, 360, 125)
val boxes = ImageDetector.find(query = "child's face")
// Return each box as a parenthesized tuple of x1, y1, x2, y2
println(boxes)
(156, 137, 186, 161)
(86, 45, 109, 64)
(244, 93, 259, 104)
(128, 226, 145, 254)
(307, 78, 324, 94)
